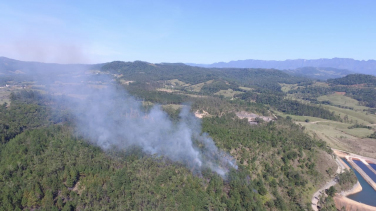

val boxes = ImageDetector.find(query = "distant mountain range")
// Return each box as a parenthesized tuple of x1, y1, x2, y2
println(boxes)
(1, 56, 374, 81)
(187, 58, 376, 76)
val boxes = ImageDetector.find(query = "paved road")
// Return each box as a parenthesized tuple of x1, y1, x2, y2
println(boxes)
(312, 179, 337, 211)
(311, 157, 344, 211)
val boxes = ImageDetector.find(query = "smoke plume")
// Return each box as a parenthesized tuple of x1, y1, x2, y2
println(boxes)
(37, 67, 237, 177)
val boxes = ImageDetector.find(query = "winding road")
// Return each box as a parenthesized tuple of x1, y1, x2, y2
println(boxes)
(311, 157, 345, 211)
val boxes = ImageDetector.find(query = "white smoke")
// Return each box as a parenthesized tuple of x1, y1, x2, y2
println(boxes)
(35, 66, 238, 177)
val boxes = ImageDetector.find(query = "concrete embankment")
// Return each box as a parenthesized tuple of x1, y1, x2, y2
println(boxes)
(346, 157, 376, 191)
(367, 161, 376, 175)
(332, 149, 376, 210)
(338, 157, 351, 170)
(333, 149, 376, 191)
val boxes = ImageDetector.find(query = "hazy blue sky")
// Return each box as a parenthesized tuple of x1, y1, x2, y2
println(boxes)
(0, 0, 375, 63)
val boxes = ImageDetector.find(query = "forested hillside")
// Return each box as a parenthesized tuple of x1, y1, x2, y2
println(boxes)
(283, 67, 352, 80)
(289, 74, 376, 108)
(101, 60, 310, 87)
(327, 74, 376, 86)
(0, 58, 339, 211)
(102, 61, 341, 121)
(2, 0, 376, 210)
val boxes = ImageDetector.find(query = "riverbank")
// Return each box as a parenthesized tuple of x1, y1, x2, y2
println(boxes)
(312, 149, 376, 210)
(332, 148, 376, 209)
(333, 149, 376, 191)
(340, 181, 362, 196)
(334, 195, 376, 211)
(347, 158, 376, 190)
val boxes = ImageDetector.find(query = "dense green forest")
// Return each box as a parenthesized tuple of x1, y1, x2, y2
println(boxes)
(0, 86, 335, 211)
(327, 74, 376, 86)
(4, 60, 374, 211)
(0, 91, 54, 144)
(101, 61, 310, 90)
(235, 91, 340, 121)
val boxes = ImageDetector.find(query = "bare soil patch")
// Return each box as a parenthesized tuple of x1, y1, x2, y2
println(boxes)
(235, 111, 274, 124)
(334, 195, 376, 211)
(194, 110, 209, 119)
(335, 92, 346, 95)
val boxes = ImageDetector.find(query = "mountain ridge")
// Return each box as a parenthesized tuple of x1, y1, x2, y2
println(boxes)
(0, 56, 371, 81)
(187, 58, 376, 76)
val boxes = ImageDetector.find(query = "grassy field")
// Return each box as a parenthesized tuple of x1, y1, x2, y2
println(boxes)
(279, 82, 329, 93)
(273, 111, 328, 122)
(162, 79, 215, 93)
(0, 88, 10, 105)
(161, 104, 182, 110)
(311, 81, 330, 88)
(189, 80, 213, 92)
(274, 111, 371, 139)
(318, 93, 369, 111)
(323, 104, 376, 125)
(214, 89, 243, 98)
(280, 83, 303, 92)
(274, 103, 376, 158)
(166, 79, 190, 87)
(342, 127, 374, 138)
(239, 86, 253, 91)
(274, 94, 376, 157)
(156, 88, 175, 93)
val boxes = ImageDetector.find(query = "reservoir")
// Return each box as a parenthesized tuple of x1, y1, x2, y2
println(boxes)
(370, 163, 376, 171)
(353, 160, 376, 183)
(342, 159, 376, 207)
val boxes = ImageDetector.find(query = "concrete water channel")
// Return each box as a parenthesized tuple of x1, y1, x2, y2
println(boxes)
(353, 160, 376, 183)
(370, 163, 376, 172)
(342, 159, 376, 207)
(311, 149, 376, 210)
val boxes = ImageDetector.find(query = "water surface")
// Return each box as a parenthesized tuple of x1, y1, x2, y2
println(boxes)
(353, 160, 376, 183)
(342, 159, 376, 207)
(370, 163, 376, 171)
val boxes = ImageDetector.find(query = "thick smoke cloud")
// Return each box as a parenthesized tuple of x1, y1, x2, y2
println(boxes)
(38, 68, 237, 177)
